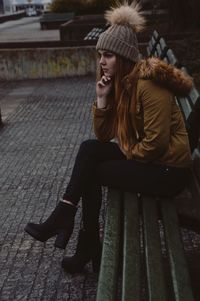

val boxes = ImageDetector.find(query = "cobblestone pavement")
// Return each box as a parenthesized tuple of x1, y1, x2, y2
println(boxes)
(0, 76, 106, 301)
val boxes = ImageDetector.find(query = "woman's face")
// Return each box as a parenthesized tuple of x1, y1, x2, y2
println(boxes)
(98, 50, 117, 78)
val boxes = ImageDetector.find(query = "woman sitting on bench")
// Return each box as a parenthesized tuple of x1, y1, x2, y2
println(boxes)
(25, 1, 193, 273)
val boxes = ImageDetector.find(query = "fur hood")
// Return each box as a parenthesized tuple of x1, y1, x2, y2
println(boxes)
(137, 57, 193, 96)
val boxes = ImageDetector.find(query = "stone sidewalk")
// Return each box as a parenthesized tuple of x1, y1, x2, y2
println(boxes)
(0, 17, 59, 42)
(0, 76, 106, 301)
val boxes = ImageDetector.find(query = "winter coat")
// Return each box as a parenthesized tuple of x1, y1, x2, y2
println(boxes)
(92, 57, 193, 168)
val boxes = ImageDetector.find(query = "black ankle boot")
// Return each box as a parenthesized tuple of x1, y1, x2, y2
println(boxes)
(24, 202, 77, 249)
(61, 228, 102, 273)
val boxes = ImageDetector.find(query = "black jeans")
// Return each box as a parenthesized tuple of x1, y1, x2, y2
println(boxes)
(63, 139, 189, 230)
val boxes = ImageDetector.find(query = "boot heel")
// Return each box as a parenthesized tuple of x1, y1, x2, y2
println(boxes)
(55, 230, 71, 249)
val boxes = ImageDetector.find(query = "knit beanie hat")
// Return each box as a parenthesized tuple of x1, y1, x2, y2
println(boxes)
(96, 1, 146, 62)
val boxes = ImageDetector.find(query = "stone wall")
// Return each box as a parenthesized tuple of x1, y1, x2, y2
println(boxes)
(0, 11, 26, 23)
(0, 46, 97, 80)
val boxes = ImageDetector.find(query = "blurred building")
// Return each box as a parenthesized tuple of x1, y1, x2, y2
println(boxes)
(2, 0, 52, 13)
(2, 0, 13, 13)
(14, 0, 52, 12)
(0, 0, 4, 13)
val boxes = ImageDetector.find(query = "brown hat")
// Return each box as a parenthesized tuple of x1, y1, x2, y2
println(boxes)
(96, 1, 146, 62)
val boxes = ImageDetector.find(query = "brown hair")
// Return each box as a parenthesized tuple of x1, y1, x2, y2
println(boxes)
(97, 54, 139, 157)
(115, 56, 139, 157)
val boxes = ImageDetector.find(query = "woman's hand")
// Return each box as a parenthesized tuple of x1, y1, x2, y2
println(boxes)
(96, 76, 112, 108)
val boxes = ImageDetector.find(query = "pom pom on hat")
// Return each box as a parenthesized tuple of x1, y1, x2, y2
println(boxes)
(96, 1, 146, 62)
(105, 0, 145, 32)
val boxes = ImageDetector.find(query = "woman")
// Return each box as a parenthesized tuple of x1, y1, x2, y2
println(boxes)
(25, 1, 193, 273)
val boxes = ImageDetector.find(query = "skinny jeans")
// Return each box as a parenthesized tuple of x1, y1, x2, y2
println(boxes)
(63, 139, 189, 230)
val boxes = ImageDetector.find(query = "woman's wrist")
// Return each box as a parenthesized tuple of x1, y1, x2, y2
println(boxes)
(96, 96, 107, 109)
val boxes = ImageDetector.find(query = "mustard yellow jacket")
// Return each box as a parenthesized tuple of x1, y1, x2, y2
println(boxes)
(93, 57, 193, 168)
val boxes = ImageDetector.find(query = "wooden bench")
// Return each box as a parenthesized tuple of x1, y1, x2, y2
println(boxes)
(84, 27, 105, 41)
(146, 30, 160, 56)
(147, 31, 181, 68)
(96, 34, 200, 301)
(0, 109, 3, 127)
(40, 12, 75, 30)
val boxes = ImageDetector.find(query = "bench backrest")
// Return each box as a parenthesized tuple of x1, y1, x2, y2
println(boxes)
(84, 27, 104, 40)
(40, 12, 74, 22)
(146, 32, 200, 153)
(146, 30, 161, 56)
(164, 48, 180, 67)
(176, 67, 200, 152)
(146, 34, 180, 68)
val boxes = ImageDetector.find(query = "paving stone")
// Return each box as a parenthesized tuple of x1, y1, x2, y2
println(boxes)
(0, 77, 105, 300)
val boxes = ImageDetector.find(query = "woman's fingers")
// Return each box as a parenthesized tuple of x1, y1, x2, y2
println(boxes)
(96, 76, 112, 98)
(102, 76, 111, 84)
(98, 76, 111, 87)
(97, 80, 105, 87)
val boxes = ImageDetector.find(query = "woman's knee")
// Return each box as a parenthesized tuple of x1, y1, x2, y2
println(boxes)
(79, 139, 102, 156)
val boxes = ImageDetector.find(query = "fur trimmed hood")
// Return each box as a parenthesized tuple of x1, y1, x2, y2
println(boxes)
(137, 57, 193, 96)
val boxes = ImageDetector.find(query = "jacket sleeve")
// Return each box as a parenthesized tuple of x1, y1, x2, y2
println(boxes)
(130, 80, 173, 162)
(92, 101, 115, 142)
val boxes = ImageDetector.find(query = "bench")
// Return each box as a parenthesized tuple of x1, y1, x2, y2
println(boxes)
(146, 30, 181, 67)
(96, 32, 200, 301)
(40, 12, 75, 30)
(0, 109, 3, 127)
(84, 27, 105, 40)
(146, 30, 160, 56)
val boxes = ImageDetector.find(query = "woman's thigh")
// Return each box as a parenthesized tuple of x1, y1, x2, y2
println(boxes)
(96, 159, 189, 197)
(78, 139, 126, 162)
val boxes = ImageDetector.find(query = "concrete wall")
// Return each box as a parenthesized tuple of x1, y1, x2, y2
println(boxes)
(0, 46, 97, 80)
(0, 10, 26, 22)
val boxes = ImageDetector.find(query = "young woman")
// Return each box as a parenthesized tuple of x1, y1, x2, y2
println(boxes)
(25, 1, 193, 273)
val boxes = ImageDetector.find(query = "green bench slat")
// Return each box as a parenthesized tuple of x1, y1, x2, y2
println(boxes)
(84, 27, 104, 40)
(159, 37, 167, 51)
(143, 197, 168, 301)
(153, 30, 160, 41)
(160, 200, 195, 301)
(158, 37, 168, 59)
(147, 36, 156, 56)
(177, 96, 192, 121)
(189, 172, 200, 219)
(122, 192, 140, 301)
(189, 149, 200, 217)
(189, 87, 200, 107)
(165, 49, 179, 66)
(155, 43, 162, 57)
(96, 189, 122, 301)
(147, 31, 161, 57)
(192, 148, 200, 183)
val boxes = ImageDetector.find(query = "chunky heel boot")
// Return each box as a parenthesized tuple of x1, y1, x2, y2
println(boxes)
(24, 202, 77, 249)
(54, 229, 73, 249)
(61, 228, 102, 273)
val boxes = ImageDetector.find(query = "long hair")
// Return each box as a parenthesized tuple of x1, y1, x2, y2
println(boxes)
(115, 56, 139, 156)
(97, 54, 139, 156)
